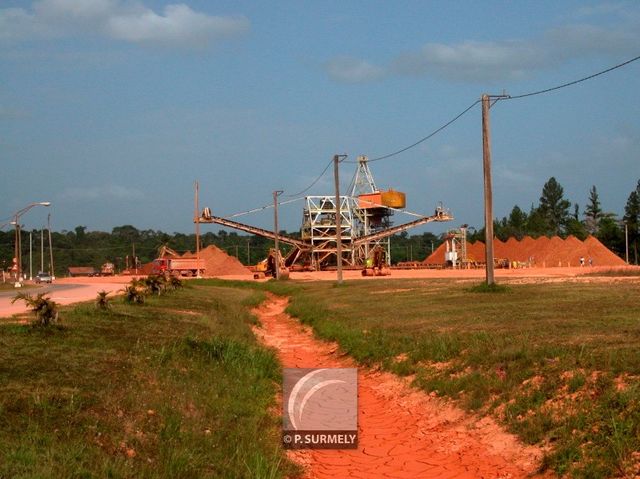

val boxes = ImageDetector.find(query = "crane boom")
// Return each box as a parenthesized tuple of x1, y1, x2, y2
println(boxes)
(353, 210, 453, 247)
(196, 208, 308, 249)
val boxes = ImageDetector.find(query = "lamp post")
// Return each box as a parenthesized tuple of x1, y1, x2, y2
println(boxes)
(12, 202, 51, 286)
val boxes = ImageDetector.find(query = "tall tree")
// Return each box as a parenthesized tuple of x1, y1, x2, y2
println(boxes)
(503, 205, 528, 239)
(538, 177, 571, 236)
(597, 214, 624, 257)
(623, 180, 640, 264)
(584, 185, 603, 235)
(525, 204, 548, 238)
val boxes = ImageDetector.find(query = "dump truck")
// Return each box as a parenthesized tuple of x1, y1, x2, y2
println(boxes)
(152, 258, 204, 277)
(100, 262, 115, 276)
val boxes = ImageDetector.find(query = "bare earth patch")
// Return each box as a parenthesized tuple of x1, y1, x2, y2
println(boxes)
(252, 294, 552, 479)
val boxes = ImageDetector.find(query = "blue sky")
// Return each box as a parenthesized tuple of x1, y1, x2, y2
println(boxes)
(1, 0, 639, 236)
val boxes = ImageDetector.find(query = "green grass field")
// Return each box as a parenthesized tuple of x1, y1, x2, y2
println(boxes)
(0, 282, 297, 479)
(2, 277, 639, 478)
(276, 278, 640, 478)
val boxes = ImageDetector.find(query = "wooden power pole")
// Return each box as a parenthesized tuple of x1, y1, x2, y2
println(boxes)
(481, 93, 508, 286)
(195, 181, 201, 278)
(333, 154, 347, 284)
(273, 190, 283, 280)
(482, 94, 495, 285)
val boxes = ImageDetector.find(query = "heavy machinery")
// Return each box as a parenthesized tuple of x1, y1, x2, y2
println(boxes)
(100, 262, 115, 276)
(153, 246, 204, 277)
(196, 155, 453, 270)
(152, 257, 204, 277)
(253, 249, 289, 280)
(361, 246, 390, 276)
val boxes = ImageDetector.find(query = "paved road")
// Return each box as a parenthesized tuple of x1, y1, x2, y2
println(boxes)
(0, 280, 125, 319)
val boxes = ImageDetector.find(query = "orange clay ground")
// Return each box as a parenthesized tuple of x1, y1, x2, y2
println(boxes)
(253, 295, 554, 479)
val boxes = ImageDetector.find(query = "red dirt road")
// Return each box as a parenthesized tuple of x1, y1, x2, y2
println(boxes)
(253, 295, 550, 479)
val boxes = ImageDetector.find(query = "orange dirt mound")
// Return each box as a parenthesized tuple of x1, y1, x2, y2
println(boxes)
(183, 245, 250, 276)
(424, 235, 625, 267)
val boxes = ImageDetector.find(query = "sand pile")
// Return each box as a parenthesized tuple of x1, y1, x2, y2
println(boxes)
(424, 235, 625, 267)
(183, 245, 250, 276)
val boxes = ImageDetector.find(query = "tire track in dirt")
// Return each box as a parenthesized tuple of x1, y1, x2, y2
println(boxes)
(253, 294, 551, 479)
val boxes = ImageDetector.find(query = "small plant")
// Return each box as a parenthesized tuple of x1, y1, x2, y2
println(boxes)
(12, 292, 59, 326)
(143, 275, 166, 296)
(122, 281, 145, 304)
(168, 275, 183, 291)
(95, 290, 111, 310)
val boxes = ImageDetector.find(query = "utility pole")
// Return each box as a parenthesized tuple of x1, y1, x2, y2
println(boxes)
(29, 231, 33, 280)
(273, 190, 283, 280)
(195, 181, 201, 278)
(334, 154, 347, 284)
(481, 93, 509, 285)
(247, 239, 250, 265)
(14, 221, 20, 283)
(41, 227, 44, 273)
(47, 213, 54, 278)
(625, 222, 629, 264)
(132, 243, 137, 275)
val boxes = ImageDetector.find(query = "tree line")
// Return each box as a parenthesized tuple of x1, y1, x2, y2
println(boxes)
(1, 177, 637, 276)
(467, 177, 640, 263)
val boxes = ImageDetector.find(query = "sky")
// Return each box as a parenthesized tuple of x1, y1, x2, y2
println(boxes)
(1, 0, 639, 237)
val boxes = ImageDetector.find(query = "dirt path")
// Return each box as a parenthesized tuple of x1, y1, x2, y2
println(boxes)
(253, 295, 550, 479)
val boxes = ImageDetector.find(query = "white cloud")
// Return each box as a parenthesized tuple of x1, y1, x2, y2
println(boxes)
(394, 40, 549, 82)
(60, 184, 144, 201)
(574, 2, 631, 18)
(323, 56, 385, 83)
(0, 0, 249, 47)
(107, 4, 249, 46)
(326, 4, 640, 84)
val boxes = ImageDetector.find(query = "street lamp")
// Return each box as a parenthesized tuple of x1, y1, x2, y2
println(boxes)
(12, 202, 51, 286)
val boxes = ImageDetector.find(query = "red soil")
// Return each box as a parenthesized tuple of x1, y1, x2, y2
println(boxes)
(253, 295, 549, 479)
(424, 235, 625, 267)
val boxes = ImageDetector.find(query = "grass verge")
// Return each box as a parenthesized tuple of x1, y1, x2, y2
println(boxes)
(272, 278, 640, 478)
(0, 282, 297, 479)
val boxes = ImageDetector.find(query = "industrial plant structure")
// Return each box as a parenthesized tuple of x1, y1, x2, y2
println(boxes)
(197, 156, 452, 270)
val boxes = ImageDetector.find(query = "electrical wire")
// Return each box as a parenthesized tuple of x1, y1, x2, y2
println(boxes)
(358, 100, 481, 163)
(505, 54, 640, 100)
(224, 197, 305, 219)
(347, 53, 640, 164)
(284, 158, 334, 197)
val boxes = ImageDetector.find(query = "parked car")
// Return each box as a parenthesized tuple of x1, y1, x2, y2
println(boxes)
(35, 272, 53, 284)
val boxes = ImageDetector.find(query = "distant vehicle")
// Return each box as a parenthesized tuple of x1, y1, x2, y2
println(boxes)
(68, 266, 99, 277)
(35, 272, 53, 284)
(100, 262, 115, 276)
(152, 258, 204, 277)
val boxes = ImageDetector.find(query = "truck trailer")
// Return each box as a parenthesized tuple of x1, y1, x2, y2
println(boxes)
(152, 258, 204, 277)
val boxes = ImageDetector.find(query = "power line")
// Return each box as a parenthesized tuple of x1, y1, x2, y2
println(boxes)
(359, 100, 481, 163)
(224, 197, 304, 218)
(284, 158, 334, 197)
(506, 54, 640, 100)
(346, 54, 640, 164)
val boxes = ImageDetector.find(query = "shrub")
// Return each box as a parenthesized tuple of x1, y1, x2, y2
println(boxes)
(143, 275, 166, 296)
(122, 280, 146, 304)
(95, 290, 111, 310)
(168, 275, 183, 291)
(12, 292, 59, 326)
